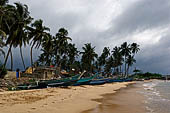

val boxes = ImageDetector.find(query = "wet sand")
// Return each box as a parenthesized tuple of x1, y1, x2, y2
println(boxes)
(82, 82, 147, 113)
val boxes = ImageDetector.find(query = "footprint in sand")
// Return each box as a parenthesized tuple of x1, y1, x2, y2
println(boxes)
(31, 107, 36, 110)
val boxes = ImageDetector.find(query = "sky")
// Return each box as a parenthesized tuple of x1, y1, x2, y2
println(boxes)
(7, 0, 170, 74)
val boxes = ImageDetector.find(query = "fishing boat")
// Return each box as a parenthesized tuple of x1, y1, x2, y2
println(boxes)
(88, 79, 106, 85)
(16, 74, 82, 90)
(73, 72, 99, 86)
(46, 71, 87, 87)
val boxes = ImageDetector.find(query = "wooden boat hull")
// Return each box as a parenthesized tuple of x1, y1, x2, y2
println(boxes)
(88, 80, 106, 85)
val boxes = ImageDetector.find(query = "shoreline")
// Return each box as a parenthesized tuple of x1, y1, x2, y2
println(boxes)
(0, 82, 135, 113)
(82, 82, 147, 113)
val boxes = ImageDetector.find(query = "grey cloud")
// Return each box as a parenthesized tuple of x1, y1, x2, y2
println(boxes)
(6, 0, 170, 74)
(135, 32, 170, 74)
(107, 0, 170, 38)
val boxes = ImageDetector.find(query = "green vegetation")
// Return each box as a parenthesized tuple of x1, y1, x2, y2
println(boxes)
(133, 72, 162, 80)
(0, 0, 140, 78)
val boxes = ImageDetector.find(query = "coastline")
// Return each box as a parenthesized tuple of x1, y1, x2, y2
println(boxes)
(82, 82, 147, 113)
(0, 82, 134, 113)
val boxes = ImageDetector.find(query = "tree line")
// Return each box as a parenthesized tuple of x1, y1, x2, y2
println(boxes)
(0, 0, 140, 77)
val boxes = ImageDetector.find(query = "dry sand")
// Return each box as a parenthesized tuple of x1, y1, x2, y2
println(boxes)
(0, 82, 134, 113)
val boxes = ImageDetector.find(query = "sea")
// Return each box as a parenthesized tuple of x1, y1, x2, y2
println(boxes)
(142, 80, 170, 113)
(82, 80, 170, 113)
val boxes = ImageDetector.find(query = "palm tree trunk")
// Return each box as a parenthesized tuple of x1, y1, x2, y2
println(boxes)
(20, 47, 26, 70)
(124, 56, 126, 77)
(30, 46, 33, 74)
(10, 50, 13, 71)
(126, 65, 129, 78)
(3, 43, 13, 68)
(119, 65, 121, 75)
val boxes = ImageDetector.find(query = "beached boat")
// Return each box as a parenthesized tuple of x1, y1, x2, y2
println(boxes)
(16, 74, 82, 90)
(73, 73, 99, 86)
(88, 79, 106, 85)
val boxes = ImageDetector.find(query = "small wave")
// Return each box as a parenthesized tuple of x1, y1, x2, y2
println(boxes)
(146, 106, 154, 113)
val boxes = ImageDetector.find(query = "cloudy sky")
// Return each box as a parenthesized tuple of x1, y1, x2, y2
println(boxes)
(8, 0, 170, 74)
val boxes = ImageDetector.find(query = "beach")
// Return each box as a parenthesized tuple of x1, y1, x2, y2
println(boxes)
(0, 82, 135, 113)
(82, 82, 147, 113)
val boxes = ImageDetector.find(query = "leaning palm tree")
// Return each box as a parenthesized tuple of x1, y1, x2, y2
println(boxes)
(27, 19, 50, 72)
(81, 43, 98, 72)
(121, 42, 131, 76)
(11, 2, 32, 70)
(0, 38, 5, 57)
(3, 3, 32, 70)
(1, 4, 16, 69)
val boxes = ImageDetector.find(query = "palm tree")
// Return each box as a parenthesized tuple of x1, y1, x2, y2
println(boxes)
(3, 3, 32, 70)
(27, 19, 50, 72)
(54, 28, 72, 69)
(0, 0, 8, 6)
(98, 47, 110, 71)
(81, 43, 98, 72)
(0, 38, 5, 58)
(126, 55, 136, 77)
(112, 46, 123, 74)
(39, 34, 54, 66)
(1, 4, 16, 69)
(67, 43, 79, 70)
(130, 43, 140, 57)
(12, 2, 32, 70)
(121, 42, 131, 76)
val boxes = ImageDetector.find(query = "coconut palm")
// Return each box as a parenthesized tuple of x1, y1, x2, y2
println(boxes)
(0, 0, 8, 6)
(27, 19, 50, 71)
(104, 56, 115, 75)
(126, 55, 136, 77)
(130, 43, 140, 57)
(98, 47, 110, 67)
(0, 38, 5, 57)
(1, 4, 16, 69)
(3, 3, 32, 70)
(121, 42, 131, 76)
(67, 43, 79, 70)
(12, 3, 32, 70)
(54, 28, 72, 69)
(112, 46, 123, 74)
(81, 43, 98, 72)
(39, 34, 54, 66)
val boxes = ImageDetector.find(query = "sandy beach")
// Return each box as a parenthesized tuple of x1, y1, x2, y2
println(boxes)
(0, 82, 134, 113)
(82, 82, 147, 113)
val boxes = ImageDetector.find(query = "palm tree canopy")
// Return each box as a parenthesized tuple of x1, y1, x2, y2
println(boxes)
(112, 46, 123, 66)
(28, 19, 50, 49)
(131, 43, 140, 55)
(0, 0, 8, 6)
(98, 47, 110, 66)
(81, 43, 98, 71)
(121, 42, 131, 57)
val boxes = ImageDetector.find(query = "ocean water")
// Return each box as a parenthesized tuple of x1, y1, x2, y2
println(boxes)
(142, 80, 170, 113)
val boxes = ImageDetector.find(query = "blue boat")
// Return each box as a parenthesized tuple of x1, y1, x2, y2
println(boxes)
(73, 72, 99, 86)
(88, 79, 106, 85)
